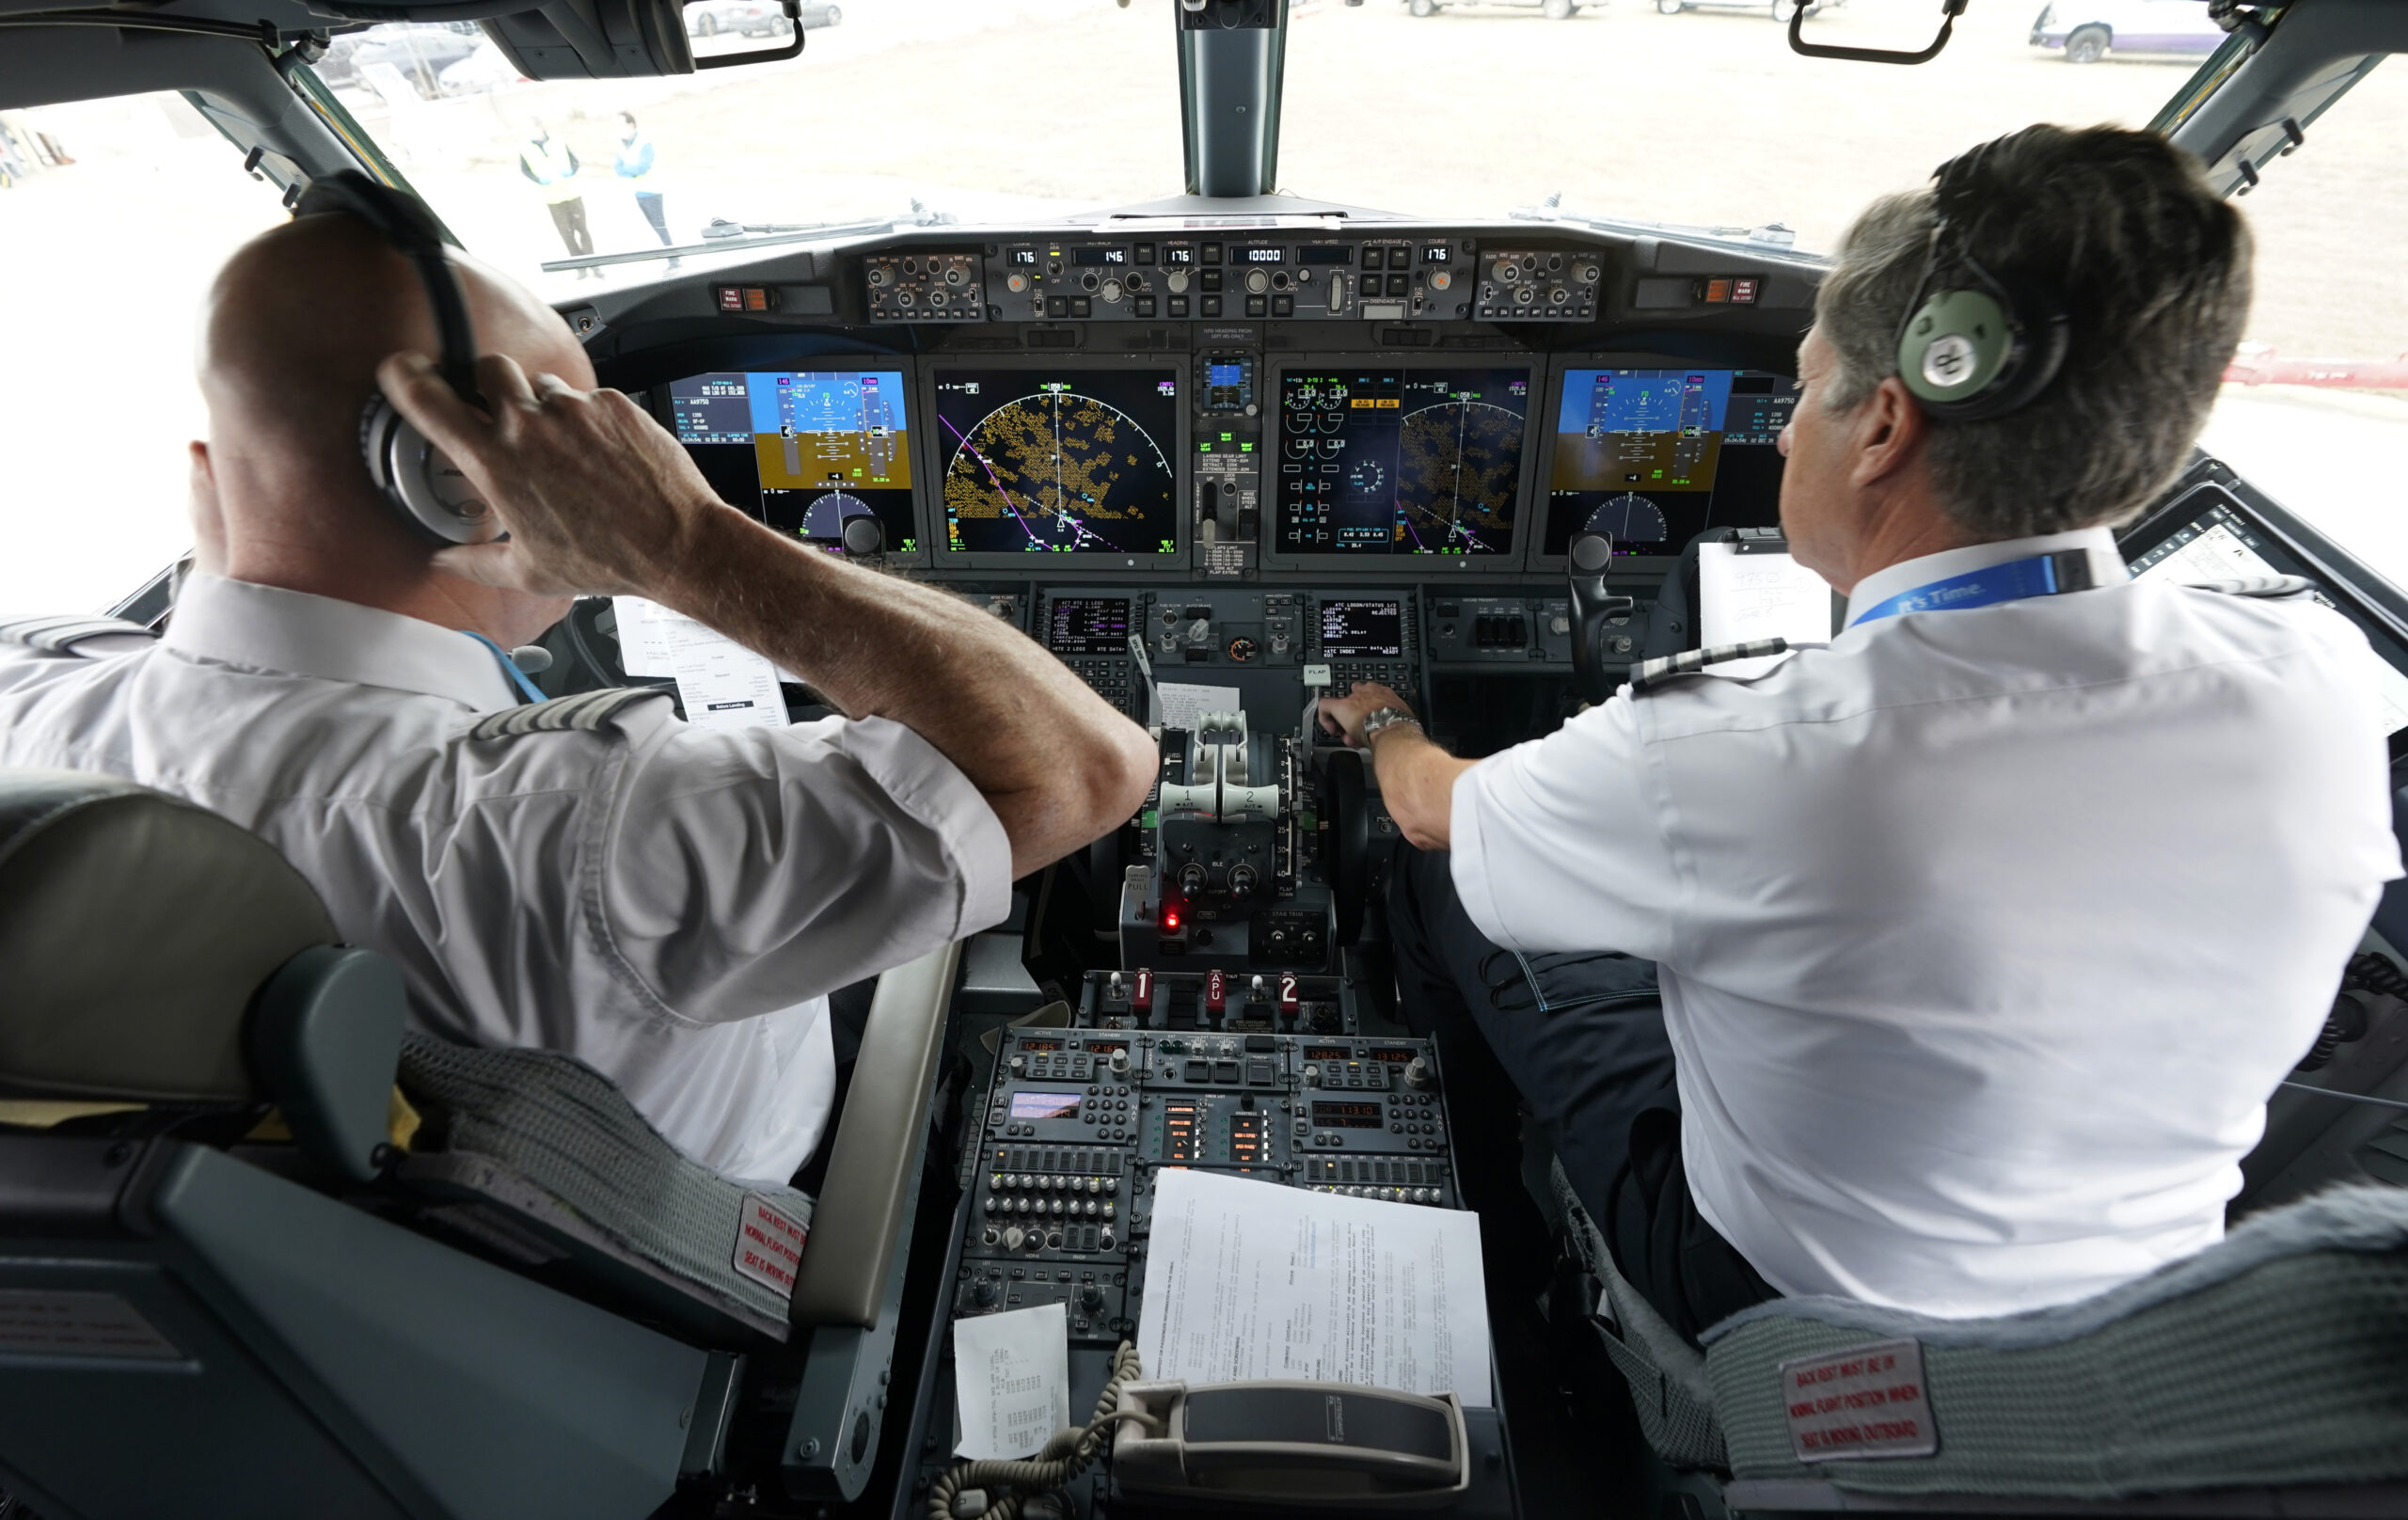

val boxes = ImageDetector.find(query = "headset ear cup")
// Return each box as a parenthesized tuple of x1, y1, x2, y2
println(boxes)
(1906, 277, 2070, 424)
(360, 389, 493, 546)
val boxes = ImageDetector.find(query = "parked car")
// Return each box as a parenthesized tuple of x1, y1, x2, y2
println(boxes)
(1654, 0, 1821, 21)
(315, 23, 484, 99)
(685, 0, 842, 39)
(1402, 0, 1588, 17)
(2030, 0, 2226, 62)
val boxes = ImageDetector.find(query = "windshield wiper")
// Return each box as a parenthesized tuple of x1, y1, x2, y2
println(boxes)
(1511, 198, 1811, 256)
(541, 202, 959, 275)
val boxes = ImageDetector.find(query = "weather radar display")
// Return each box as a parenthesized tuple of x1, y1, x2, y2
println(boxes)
(1544, 368, 1794, 559)
(1275, 368, 1530, 555)
(932, 368, 1180, 556)
(665, 370, 915, 553)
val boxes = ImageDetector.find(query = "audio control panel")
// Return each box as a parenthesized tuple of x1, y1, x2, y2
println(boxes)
(863, 251, 983, 322)
(953, 991, 1465, 1347)
(1477, 248, 1604, 322)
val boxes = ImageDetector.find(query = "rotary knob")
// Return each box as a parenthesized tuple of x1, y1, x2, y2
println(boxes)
(1226, 636, 1257, 662)
(1006, 272, 1030, 293)
(1245, 268, 1271, 294)
(1166, 270, 1191, 294)
(1004, 1226, 1025, 1251)
(1079, 1284, 1103, 1311)
(974, 1278, 999, 1307)
(1430, 270, 1452, 291)
(1110, 1049, 1131, 1076)
(1101, 278, 1124, 303)
(1099, 1227, 1117, 1250)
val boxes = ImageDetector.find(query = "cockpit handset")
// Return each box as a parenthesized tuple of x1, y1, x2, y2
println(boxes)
(295, 171, 499, 546)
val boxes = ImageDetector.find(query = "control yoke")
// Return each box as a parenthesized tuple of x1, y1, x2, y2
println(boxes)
(1567, 530, 1637, 705)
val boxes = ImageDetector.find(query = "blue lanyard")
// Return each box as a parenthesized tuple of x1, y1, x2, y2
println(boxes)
(458, 630, 547, 705)
(1848, 549, 2099, 628)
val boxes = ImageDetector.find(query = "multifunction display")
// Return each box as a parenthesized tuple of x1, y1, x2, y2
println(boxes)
(1275, 368, 1532, 556)
(665, 370, 916, 552)
(1046, 597, 1133, 656)
(931, 368, 1180, 557)
(1320, 599, 1404, 659)
(1544, 368, 1795, 559)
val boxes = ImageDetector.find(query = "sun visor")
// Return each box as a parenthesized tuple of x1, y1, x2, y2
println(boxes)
(480, 0, 699, 80)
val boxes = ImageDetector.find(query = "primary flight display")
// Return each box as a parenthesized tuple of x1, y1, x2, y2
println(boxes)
(932, 367, 1181, 556)
(1275, 367, 1531, 556)
(665, 370, 916, 552)
(1543, 368, 1793, 559)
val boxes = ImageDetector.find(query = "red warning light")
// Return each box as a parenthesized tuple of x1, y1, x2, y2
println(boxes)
(1162, 908, 1181, 932)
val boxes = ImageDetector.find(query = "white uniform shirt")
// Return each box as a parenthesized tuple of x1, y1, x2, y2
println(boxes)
(1451, 527, 2403, 1317)
(0, 573, 1012, 1183)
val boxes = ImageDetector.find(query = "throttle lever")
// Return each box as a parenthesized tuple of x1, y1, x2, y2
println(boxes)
(1568, 530, 1637, 705)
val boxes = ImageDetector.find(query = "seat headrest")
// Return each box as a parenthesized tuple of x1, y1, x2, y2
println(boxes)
(0, 768, 338, 1103)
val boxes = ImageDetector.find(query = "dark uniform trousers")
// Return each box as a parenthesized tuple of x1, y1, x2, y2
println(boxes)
(1386, 842, 1781, 1343)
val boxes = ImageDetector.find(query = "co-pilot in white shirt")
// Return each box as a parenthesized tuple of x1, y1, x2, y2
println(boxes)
(0, 573, 1013, 1183)
(1452, 527, 2403, 1318)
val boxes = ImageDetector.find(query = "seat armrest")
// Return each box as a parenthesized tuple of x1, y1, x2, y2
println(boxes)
(247, 945, 406, 1181)
(788, 942, 961, 1328)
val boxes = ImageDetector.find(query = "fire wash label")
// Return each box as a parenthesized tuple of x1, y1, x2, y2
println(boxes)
(733, 1193, 809, 1300)
(1779, 1338, 1938, 1462)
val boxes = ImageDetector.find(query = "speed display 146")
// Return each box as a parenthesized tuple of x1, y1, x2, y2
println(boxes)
(932, 367, 1181, 556)
(1274, 367, 1531, 556)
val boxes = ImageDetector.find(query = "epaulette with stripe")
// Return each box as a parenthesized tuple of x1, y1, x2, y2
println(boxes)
(0, 614, 157, 655)
(2181, 574, 2319, 600)
(1628, 638, 1791, 696)
(465, 687, 673, 742)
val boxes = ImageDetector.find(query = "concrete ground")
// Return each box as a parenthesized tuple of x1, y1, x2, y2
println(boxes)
(2, 0, 2403, 609)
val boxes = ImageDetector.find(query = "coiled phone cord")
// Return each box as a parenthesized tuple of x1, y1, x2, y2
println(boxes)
(927, 1340, 1156, 1520)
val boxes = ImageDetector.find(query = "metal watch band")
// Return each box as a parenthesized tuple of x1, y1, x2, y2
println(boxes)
(1360, 706, 1424, 742)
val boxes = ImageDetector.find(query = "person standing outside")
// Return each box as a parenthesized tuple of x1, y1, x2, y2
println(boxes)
(615, 111, 675, 268)
(519, 117, 593, 278)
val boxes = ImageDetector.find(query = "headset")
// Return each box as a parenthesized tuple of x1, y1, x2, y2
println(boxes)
(1893, 143, 2071, 423)
(293, 170, 497, 546)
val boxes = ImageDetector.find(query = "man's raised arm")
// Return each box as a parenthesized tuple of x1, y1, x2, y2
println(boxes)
(382, 351, 1158, 877)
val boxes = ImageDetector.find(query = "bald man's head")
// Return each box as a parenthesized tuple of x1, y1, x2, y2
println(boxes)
(191, 210, 592, 636)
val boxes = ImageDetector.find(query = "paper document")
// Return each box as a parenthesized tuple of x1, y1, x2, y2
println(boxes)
(1697, 541, 1837, 679)
(1158, 682, 1244, 734)
(613, 596, 791, 730)
(953, 1302, 1070, 1460)
(1135, 1167, 1492, 1406)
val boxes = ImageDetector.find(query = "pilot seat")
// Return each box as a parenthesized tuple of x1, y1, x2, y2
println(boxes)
(0, 766, 958, 1520)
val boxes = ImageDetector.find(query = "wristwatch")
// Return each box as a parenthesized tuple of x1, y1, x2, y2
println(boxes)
(1359, 705, 1424, 743)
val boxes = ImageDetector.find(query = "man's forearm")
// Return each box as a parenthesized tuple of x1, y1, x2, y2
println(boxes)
(1367, 725, 1476, 851)
(648, 510, 1152, 867)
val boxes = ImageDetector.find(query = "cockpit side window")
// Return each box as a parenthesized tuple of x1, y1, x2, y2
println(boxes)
(2198, 60, 2408, 594)
(0, 92, 288, 612)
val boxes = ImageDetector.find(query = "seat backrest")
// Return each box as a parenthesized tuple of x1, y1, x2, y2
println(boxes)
(0, 767, 338, 1102)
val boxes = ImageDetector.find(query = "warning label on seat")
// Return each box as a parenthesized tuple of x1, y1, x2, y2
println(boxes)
(1779, 1337, 1937, 1462)
(734, 1193, 809, 1300)
(0, 1290, 183, 1362)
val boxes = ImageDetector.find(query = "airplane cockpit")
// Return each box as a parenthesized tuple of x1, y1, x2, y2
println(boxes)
(7, 2, 2408, 1516)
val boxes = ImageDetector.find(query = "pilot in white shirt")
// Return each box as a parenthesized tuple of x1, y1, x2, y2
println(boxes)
(0, 200, 1154, 1185)
(1322, 126, 2403, 1332)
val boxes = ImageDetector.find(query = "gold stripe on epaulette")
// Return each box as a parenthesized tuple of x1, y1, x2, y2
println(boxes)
(464, 687, 672, 742)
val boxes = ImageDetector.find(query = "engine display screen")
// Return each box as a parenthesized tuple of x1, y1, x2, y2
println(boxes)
(1046, 597, 1132, 657)
(1275, 367, 1530, 556)
(665, 371, 916, 553)
(1311, 1100, 1385, 1129)
(931, 368, 1180, 556)
(1320, 599, 1404, 659)
(1008, 1091, 1081, 1120)
(1544, 368, 1794, 560)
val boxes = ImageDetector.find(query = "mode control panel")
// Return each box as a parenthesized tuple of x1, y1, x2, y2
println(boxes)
(863, 251, 984, 323)
(1478, 248, 1602, 322)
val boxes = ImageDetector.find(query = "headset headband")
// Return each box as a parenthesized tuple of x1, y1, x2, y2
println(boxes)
(293, 170, 483, 407)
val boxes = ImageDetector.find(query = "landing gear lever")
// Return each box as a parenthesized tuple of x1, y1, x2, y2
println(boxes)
(1567, 530, 1636, 705)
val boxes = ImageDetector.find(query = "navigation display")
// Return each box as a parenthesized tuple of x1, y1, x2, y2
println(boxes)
(931, 367, 1180, 556)
(666, 371, 916, 553)
(1046, 597, 1132, 656)
(1544, 368, 1794, 559)
(1275, 367, 1532, 556)
(1321, 599, 1403, 658)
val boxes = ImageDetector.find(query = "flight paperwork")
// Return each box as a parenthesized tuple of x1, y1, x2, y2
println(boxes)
(1697, 537, 1837, 679)
(1134, 1167, 1493, 1407)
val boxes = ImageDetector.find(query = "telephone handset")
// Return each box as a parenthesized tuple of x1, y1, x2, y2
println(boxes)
(1111, 1380, 1470, 1509)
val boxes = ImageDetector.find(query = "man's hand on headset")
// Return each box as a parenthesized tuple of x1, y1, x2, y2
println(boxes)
(379, 350, 735, 597)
